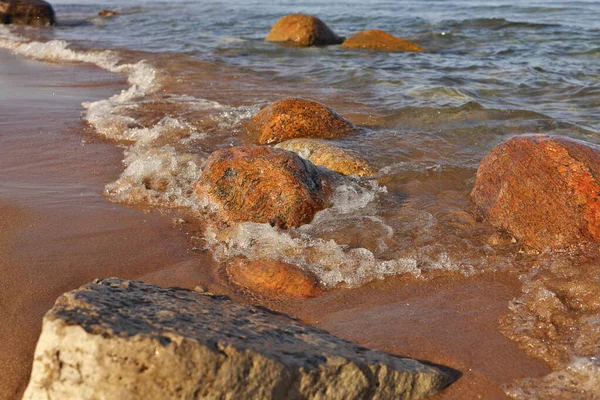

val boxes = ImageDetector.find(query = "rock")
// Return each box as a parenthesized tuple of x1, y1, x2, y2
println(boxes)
(342, 29, 424, 52)
(0, 0, 55, 25)
(265, 14, 344, 47)
(248, 98, 356, 145)
(275, 138, 375, 177)
(195, 146, 335, 229)
(226, 258, 323, 299)
(23, 278, 455, 399)
(98, 9, 118, 17)
(471, 135, 600, 252)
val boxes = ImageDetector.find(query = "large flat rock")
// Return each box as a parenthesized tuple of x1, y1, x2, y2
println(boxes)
(23, 278, 455, 399)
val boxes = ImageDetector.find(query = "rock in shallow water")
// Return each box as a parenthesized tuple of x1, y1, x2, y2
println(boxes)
(248, 98, 357, 145)
(0, 0, 55, 25)
(265, 14, 344, 47)
(342, 30, 424, 52)
(195, 146, 335, 229)
(23, 278, 455, 399)
(471, 135, 600, 253)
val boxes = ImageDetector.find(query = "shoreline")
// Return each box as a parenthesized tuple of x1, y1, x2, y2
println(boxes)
(0, 48, 551, 399)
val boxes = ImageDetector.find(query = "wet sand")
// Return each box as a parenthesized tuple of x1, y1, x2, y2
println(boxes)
(0, 49, 550, 399)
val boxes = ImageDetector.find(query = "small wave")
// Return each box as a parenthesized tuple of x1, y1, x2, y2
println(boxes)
(448, 17, 559, 30)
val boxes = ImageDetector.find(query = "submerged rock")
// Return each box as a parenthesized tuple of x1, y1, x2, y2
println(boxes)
(226, 258, 323, 299)
(248, 98, 356, 145)
(342, 29, 424, 52)
(195, 146, 335, 229)
(98, 9, 118, 17)
(265, 14, 344, 47)
(275, 138, 375, 177)
(0, 0, 55, 25)
(24, 278, 455, 399)
(471, 135, 600, 252)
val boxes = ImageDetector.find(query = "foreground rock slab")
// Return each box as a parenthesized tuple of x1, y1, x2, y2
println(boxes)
(0, 0, 55, 25)
(342, 30, 424, 52)
(24, 278, 455, 399)
(195, 146, 335, 229)
(249, 98, 356, 145)
(265, 14, 344, 47)
(471, 135, 600, 252)
(275, 138, 375, 177)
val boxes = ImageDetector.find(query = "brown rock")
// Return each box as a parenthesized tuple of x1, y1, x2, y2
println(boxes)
(226, 258, 323, 299)
(342, 29, 424, 52)
(265, 14, 344, 47)
(98, 9, 118, 17)
(248, 98, 356, 145)
(275, 138, 375, 177)
(0, 0, 55, 25)
(195, 146, 335, 229)
(471, 135, 600, 252)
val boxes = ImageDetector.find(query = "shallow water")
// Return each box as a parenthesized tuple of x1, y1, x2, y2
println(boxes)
(1, 0, 600, 398)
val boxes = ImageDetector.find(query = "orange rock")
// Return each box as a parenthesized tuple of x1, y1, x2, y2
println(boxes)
(195, 146, 334, 229)
(98, 9, 118, 17)
(471, 135, 600, 252)
(265, 14, 344, 47)
(226, 258, 323, 299)
(248, 98, 356, 145)
(342, 29, 424, 52)
(0, 0, 55, 25)
(275, 138, 374, 177)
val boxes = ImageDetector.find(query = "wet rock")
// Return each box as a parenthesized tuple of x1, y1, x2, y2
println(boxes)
(226, 258, 323, 299)
(342, 29, 424, 52)
(471, 135, 600, 252)
(195, 146, 335, 229)
(98, 9, 118, 17)
(275, 138, 375, 177)
(248, 98, 356, 145)
(0, 0, 55, 25)
(24, 278, 455, 399)
(265, 14, 344, 47)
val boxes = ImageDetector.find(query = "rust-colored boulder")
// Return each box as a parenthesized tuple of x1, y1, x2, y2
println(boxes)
(0, 0, 55, 25)
(471, 135, 600, 252)
(226, 258, 323, 299)
(342, 29, 424, 52)
(98, 9, 118, 17)
(195, 146, 335, 229)
(265, 14, 344, 47)
(248, 98, 356, 145)
(275, 138, 375, 177)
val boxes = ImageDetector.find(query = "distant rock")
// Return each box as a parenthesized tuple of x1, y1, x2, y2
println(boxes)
(226, 258, 323, 299)
(0, 0, 55, 25)
(342, 30, 424, 52)
(98, 9, 118, 17)
(265, 14, 344, 47)
(195, 146, 335, 229)
(471, 135, 600, 252)
(24, 278, 455, 399)
(248, 98, 356, 145)
(275, 138, 375, 177)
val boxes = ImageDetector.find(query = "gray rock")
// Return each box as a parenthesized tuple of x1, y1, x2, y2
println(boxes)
(0, 0, 55, 26)
(23, 278, 455, 399)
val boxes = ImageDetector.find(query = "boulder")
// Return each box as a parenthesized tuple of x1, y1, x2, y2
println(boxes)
(98, 9, 118, 17)
(226, 258, 323, 299)
(248, 98, 356, 145)
(471, 135, 600, 252)
(23, 278, 455, 399)
(265, 14, 344, 47)
(195, 146, 335, 229)
(275, 138, 375, 177)
(342, 30, 424, 52)
(0, 0, 55, 25)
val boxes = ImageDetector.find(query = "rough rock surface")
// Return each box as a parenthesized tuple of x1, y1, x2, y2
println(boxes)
(0, 0, 55, 25)
(248, 98, 356, 145)
(265, 14, 344, 47)
(471, 135, 600, 252)
(195, 146, 335, 229)
(226, 258, 323, 299)
(342, 30, 424, 52)
(24, 278, 455, 399)
(275, 138, 375, 177)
